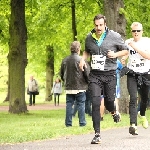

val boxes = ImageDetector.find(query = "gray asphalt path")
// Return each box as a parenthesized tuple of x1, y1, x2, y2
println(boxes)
(1, 126, 150, 150)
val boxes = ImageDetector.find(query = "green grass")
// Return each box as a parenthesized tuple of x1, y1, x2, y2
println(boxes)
(1, 108, 150, 144)
(0, 91, 150, 144)
(0, 109, 118, 144)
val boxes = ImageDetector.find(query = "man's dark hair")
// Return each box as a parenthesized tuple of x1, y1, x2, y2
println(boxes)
(93, 14, 106, 23)
(70, 41, 81, 53)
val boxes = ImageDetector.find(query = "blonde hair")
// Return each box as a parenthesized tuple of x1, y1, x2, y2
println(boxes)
(131, 22, 143, 30)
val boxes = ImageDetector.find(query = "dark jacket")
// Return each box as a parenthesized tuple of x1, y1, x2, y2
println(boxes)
(60, 53, 90, 90)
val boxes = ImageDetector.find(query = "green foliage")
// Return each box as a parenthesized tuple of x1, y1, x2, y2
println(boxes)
(0, 0, 10, 51)
(123, 0, 150, 38)
(1, 0, 150, 89)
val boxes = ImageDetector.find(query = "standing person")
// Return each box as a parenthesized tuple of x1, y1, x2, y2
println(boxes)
(79, 14, 129, 144)
(121, 22, 150, 135)
(73, 89, 92, 117)
(51, 78, 62, 106)
(27, 76, 39, 106)
(60, 41, 90, 127)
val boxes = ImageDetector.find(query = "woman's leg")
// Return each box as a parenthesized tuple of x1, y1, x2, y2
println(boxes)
(58, 94, 60, 106)
(54, 93, 57, 106)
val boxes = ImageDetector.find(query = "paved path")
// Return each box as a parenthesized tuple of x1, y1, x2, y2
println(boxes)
(0, 126, 150, 150)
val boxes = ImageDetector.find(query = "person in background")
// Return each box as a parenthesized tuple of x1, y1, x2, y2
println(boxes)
(121, 22, 150, 135)
(72, 100, 78, 117)
(73, 89, 92, 117)
(115, 59, 123, 115)
(72, 90, 92, 117)
(60, 41, 90, 127)
(27, 76, 39, 106)
(51, 78, 62, 106)
(79, 14, 129, 144)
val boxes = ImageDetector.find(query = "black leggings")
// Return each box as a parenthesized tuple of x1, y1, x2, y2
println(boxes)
(54, 93, 60, 106)
(29, 92, 36, 105)
(89, 72, 116, 133)
(127, 74, 150, 125)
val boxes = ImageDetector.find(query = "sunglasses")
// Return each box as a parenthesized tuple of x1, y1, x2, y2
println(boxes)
(132, 30, 141, 32)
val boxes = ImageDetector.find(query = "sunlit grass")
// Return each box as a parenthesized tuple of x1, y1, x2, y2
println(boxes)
(1, 87, 150, 144)
(0, 108, 150, 144)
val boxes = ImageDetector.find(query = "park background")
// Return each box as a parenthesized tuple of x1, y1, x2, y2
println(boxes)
(0, 0, 150, 144)
(1, 0, 150, 111)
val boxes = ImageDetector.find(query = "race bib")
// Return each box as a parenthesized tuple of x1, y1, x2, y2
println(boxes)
(129, 58, 146, 72)
(91, 55, 106, 70)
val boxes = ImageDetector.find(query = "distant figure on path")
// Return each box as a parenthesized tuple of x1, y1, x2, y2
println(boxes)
(51, 77, 62, 106)
(27, 76, 39, 106)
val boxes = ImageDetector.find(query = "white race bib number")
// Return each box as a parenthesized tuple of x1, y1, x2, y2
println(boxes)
(91, 55, 106, 70)
(129, 58, 146, 72)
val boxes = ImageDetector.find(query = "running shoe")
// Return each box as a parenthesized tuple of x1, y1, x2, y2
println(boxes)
(112, 112, 121, 123)
(129, 124, 138, 135)
(141, 116, 148, 129)
(91, 134, 101, 144)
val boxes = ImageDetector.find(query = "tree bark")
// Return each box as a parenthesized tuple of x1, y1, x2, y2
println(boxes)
(45, 45, 54, 101)
(8, 0, 27, 113)
(3, 81, 9, 102)
(71, 0, 77, 41)
(104, 0, 129, 113)
(104, 0, 126, 37)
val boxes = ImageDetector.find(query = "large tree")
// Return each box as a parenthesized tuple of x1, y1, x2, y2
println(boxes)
(8, 0, 27, 113)
(45, 45, 54, 101)
(104, 0, 129, 113)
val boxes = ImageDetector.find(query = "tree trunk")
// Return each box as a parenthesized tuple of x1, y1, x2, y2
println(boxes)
(104, 0, 129, 113)
(45, 45, 54, 101)
(71, 0, 77, 41)
(104, 0, 126, 37)
(8, 0, 27, 113)
(3, 81, 9, 102)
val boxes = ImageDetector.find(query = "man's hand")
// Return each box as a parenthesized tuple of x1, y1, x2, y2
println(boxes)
(128, 40, 136, 50)
(79, 58, 87, 71)
(107, 50, 117, 58)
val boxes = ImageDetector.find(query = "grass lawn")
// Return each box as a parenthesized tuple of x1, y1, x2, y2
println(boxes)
(0, 90, 150, 144)
(0, 109, 126, 144)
